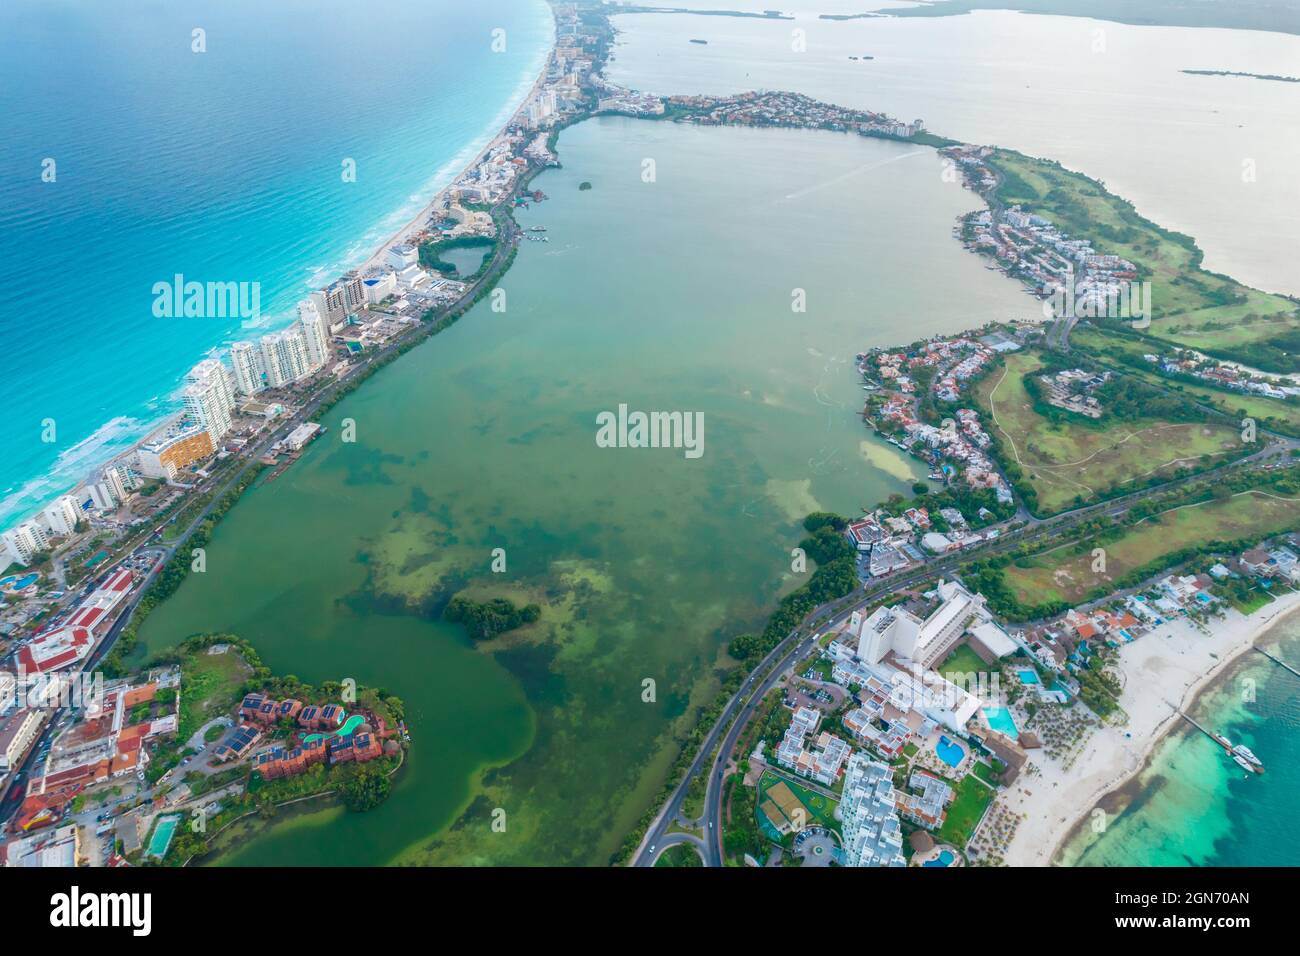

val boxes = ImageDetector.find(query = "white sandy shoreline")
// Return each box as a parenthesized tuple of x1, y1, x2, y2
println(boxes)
(998, 589, 1300, 867)
(357, 58, 553, 274)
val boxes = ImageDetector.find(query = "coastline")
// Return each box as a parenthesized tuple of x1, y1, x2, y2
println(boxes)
(358, 46, 554, 275)
(999, 589, 1300, 867)
(0, 6, 556, 539)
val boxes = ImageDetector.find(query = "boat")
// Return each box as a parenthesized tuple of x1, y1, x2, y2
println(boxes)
(529, 225, 546, 232)
(1233, 754, 1263, 774)
(1232, 744, 1263, 769)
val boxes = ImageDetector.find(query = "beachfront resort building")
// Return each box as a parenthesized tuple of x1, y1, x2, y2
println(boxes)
(840, 753, 906, 867)
(297, 301, 331, 371)
(855, 580, 987, 670)
(135, 424, 214, 481)
(39, 496, 81, 538)
(2, 521, 50, 567)
(229, 341, 265, 396)
(260, 327, 310, 388)
(183, 358, 238, 444)
(309, 275, 367, 329)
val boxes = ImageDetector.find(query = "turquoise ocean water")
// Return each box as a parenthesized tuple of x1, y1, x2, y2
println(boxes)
(0, 0, 552, 531)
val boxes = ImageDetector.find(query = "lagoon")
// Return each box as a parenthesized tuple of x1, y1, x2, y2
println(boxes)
(135, 116, 1030, 865)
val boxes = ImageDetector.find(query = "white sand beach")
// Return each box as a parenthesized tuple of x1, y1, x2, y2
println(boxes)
(999, 589, 1300, 867)
(357, 66, 552, 275)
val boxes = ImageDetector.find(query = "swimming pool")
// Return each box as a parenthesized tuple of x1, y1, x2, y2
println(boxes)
(935, 735, 965, 768)
(923, 849, 956, 867)
(1016, 669, 1040, 685)
(983, 706, 1019, 740)
(0, 572, 39, 591)
(147, 814, 181, 859)
(303, 713, 365, 743)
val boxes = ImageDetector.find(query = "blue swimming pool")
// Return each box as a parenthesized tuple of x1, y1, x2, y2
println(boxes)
(935, 735, 965, 768)
(923, 849, 956, 867)
(1016, 669, 1040, 685)
(147, 815, 180, 859)
(0, 572, 39, 591)
(983, 706, 1019, 740)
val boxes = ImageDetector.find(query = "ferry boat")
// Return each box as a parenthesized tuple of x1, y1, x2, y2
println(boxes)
(529, 225, 546, 232)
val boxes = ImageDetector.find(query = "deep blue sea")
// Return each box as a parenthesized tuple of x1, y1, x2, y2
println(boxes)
(0, 0, 552, 531)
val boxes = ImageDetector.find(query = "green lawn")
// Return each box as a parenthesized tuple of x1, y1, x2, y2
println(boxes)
(176, 647, 252, 744)
(1002, 489, 1300, 606)
(654, 844, 703, 867)
(936, 774, 995, 849)
(980, 351, 1242, 514)
(937, 644, 992, 684)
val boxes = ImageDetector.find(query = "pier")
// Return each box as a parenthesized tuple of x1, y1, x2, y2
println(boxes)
(1254, 646, 1300, 679)
(1176, 710, 1229, 751)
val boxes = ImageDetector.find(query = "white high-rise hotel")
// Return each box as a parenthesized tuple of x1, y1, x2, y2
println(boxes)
(184, 358, 238, 443)
(2, 521, 49, 567)
(41, 495, 81, 537)
(229, 340, 265, 396)
(297, 301, 330, 371)
(260, 328, 310, 388)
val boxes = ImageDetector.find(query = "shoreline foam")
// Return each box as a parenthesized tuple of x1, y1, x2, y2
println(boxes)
(0, 6, 556, 534)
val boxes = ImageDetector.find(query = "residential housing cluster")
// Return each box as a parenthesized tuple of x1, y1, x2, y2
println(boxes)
(667, 89, 924, 140)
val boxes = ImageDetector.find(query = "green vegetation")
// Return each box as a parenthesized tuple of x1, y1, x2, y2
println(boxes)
(334, 761, 393, 812)
(987, 149, 1299, 371)
(977, 351, 1244, 514)
(757, 770, 838, 831)
(722, 775, 765, 863)
(1004, 489, 1299, 609)
(443, 595, 541, 641)
(963, 466, 1300, 619)
(937, 644, 992, 684)
(1075, 659, 1122, 718)
(1070, 326, 1300, 437)
(654, 844, 703, 867)
(936, 774, 994, 848)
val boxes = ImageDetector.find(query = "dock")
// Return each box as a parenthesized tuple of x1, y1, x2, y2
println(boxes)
(1254, 646, 1300, 679)
(1176, 710, 1228, 750)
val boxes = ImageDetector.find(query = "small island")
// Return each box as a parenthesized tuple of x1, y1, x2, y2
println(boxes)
(444, 595, 542, 641)
(1182, 68, 1300, 83)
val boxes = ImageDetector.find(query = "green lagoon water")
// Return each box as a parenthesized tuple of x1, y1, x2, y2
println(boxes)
(135, 116, 1032, 865)
(1060, 611, 1300, 866)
